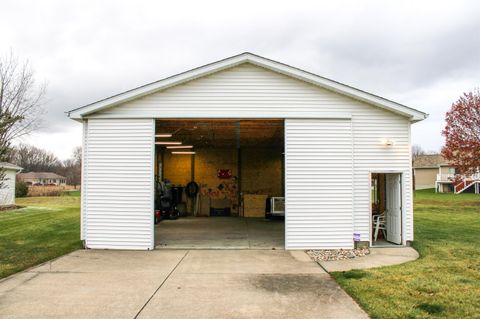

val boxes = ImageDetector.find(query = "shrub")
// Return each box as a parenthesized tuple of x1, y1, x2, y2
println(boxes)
(15, 180, 28, 197)
(26, 185, 74, 197)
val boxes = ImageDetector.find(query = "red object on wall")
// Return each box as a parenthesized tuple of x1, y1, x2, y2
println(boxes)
(217, 169, 232, 179)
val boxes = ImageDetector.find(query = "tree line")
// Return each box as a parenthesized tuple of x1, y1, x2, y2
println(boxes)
(10, 143, 82, 187)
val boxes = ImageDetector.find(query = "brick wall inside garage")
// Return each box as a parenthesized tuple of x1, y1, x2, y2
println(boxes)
(241, 147, 283, 197)
(195, 147, 238, 203)
(163, 151, 192, 185)
(160, 146, 283, 214)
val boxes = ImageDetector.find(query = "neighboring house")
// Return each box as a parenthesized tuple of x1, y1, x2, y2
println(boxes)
(413, 154, 480, 194)
(17, 172, 67, 186)
(67, 52, 428, 250)
(0, 162, 23, 206)
(413, 154, 454, 190)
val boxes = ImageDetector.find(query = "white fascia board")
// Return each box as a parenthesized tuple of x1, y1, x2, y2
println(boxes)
(84, 112, 352, 120)
(67, 53, 428, 122)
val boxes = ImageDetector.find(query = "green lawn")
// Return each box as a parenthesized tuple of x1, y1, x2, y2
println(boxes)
(0, 195, 82, 279)
(333, 189, 480, 319)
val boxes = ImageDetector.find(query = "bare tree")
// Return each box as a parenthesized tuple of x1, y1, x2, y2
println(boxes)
(0, 51, 45, 140)
(71, 146, 81, 166)
(411, 144, 426, 162)
(10, 143, 61, 172)
(0, 52, 45, 187)
(60, 146, 82, 188)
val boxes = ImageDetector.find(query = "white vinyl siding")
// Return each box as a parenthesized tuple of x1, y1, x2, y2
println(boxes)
(84, 119, 154, 250)
(285, 119, 353, 249)
(353, 115, 413, 242)
(0, 170, 17, 206)
(86, 63, 413, 248)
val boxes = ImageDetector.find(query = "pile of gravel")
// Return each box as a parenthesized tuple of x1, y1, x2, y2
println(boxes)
(306, 248, 370, 261)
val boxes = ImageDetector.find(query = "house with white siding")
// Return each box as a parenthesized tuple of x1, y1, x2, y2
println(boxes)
(68, 53, 427, 250)
(17, 172, 67, 186)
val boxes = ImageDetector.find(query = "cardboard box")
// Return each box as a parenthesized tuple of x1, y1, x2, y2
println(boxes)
(243, 194, 268, 217)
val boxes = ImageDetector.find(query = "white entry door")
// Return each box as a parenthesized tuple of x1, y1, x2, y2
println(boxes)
(385, 173, 402, 244)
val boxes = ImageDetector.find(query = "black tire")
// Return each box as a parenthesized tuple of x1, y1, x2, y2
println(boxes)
(169, 208, 179, 220)
(185, 181, 199, 198)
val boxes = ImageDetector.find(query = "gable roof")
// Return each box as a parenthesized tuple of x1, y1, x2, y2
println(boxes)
(413, 154, 450, 168)
(18, 172, 66, 180)
(67, 52, 428, 122)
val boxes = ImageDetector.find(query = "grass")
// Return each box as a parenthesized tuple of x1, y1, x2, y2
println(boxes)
(332, 189, 480, 319)
(63, 190, 80, 197)
(0, 194, 82, 279)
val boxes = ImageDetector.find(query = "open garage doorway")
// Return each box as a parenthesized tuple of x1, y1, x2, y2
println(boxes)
(153, 119, 285, 249)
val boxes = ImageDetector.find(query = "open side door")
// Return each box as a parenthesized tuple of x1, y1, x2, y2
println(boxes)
(385, 173, 402, 244)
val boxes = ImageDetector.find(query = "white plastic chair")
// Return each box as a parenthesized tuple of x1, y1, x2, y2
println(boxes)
(373, 213, 387, 241)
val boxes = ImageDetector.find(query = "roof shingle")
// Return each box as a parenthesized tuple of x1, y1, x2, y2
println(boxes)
(18, 172, 66, 179)
(413, 154, 450, 168)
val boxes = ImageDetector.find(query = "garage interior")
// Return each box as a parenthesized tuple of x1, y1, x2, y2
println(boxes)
(154, 119, 285, 249)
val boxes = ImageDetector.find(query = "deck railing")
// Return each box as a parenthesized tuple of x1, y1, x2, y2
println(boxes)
(436, 174, 455, 181)
(436, 173, 480, 182)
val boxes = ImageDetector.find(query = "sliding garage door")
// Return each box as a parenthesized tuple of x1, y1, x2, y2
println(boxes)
(285, 119, 353, 249)
(84, 119, 155, 250)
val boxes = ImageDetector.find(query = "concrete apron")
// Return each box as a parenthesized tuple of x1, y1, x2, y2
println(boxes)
(155, 217, 285, 250)
(0, 249, 368, 319)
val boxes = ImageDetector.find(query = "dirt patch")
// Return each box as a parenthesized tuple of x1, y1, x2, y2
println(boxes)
(0, 205, 25, 212)
(337, 270, 369, 280)
(416, 303, 445, 315)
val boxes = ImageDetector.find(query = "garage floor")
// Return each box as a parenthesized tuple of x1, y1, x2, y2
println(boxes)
(155, 217, 284, 249)
(0, 249, 368, 319)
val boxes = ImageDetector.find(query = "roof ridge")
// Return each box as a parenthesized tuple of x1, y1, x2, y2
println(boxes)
(67, 52, 428, 122)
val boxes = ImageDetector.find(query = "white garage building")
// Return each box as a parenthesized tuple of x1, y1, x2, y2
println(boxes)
(68, 53, 427, 250)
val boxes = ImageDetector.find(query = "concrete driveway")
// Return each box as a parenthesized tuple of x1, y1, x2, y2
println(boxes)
(156, 217, 285, 249)
(0, 250, 368, 319)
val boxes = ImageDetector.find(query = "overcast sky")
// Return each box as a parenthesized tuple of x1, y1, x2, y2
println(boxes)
(1, 0, 479, 159)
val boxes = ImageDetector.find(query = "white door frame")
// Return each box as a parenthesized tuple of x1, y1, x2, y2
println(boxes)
(368, 171, 406, 246)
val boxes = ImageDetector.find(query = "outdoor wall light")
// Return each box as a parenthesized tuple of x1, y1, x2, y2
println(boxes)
(381, 139, 395, 146)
